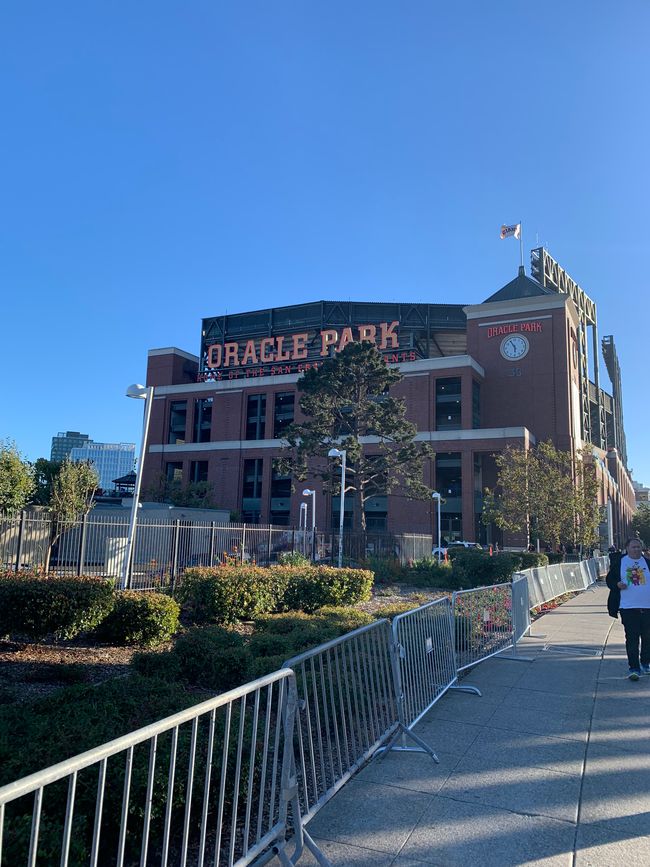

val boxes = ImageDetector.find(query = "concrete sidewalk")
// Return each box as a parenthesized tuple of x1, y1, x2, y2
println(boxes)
(288, 583, 650, 866)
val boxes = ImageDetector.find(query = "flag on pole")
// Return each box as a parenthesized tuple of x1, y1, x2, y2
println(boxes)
(500, 223, 521, 240)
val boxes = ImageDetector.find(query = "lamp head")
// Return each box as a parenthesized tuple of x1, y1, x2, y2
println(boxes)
(328, 448, 343, 458)
(126, 384, 148, 400)
(303, 488, 315, 496)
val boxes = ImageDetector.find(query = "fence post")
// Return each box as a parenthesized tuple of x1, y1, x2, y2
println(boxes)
(291, 528, 296, 554)
(171, 519, 181, 583)
(14, 510, 26, 572)
(267, 526, 272, 565)
(241, 524, 246, 565)
(209, 521, 216, 567)
(77, 513, 89, 576)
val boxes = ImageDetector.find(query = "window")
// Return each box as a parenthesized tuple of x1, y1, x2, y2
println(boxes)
(190, 461, 209, 484)
(273, 392, 295, 437)
(270, 462, 291, 525)
(242, 458, 263, 523)
(435, 452, 462, 540)
(472, 381, 481, 429)
(166, 462, 183, 483)
(168, 401, 187, 444)
(246, 395, 266, 440)
(435, 378, 462, 431)
(193, 398, 213, 443)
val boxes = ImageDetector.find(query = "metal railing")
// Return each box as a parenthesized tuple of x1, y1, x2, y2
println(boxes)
(0, 669, 332, 867)
(283, 620, 399, 823)
(0, 558, 606, 864)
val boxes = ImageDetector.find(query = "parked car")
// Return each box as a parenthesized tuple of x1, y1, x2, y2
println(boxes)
(432, 541, 483, 558)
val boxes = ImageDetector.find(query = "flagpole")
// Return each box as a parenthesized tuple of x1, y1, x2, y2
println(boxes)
(519, 220, 524, 270)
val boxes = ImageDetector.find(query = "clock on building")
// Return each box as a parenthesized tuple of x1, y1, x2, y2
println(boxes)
(500, 334, 529, 360)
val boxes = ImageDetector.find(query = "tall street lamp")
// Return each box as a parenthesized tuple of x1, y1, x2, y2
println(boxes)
(122, 384, 154, 588)
(303, 488, 317, 561)
(327, 448, 346, 568)
(302, 489, 316, 532)
(431, 491, 442, 564)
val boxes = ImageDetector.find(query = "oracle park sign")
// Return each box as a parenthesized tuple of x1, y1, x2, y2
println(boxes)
(198, 301, 467, 381)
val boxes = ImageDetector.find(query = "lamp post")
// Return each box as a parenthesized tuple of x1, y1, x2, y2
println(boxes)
(303, 488, 316, 561)
(431, 491, 442, 564)
(122, 384, 154, 589)
(327, 448, 346, 568)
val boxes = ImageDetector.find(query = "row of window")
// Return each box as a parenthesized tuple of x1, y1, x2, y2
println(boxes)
(167, 379, 481, 446)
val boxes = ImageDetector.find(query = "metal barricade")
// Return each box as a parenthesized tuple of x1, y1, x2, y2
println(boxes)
(511, 575, 531, 643)
(562, 563, 587, 593)
(386, 598, 481, 762)
(0, 669, 330, 867)
(283, 620, 399, 822)
(453, 583, 528, 672)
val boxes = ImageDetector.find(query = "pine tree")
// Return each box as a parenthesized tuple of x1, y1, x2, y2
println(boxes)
(278, 341, 433, 530)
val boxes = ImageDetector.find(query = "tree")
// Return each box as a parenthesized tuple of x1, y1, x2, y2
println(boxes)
(632, 504, 650, 546)
(0, 440, 35, 512)
(482, 440, 601, 550)
(278, 341, 434, 530)
(31, 458, 62, 506)
(143, 474, 217, 508)
(45, 459, 99, 572)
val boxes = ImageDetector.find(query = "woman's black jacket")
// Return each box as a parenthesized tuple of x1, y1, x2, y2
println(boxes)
(606, 553, 650, 617)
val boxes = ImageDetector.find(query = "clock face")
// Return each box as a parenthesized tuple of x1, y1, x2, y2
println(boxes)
(500, 334, 529, 360)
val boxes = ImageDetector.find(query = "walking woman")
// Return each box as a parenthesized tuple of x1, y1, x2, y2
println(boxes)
(606, 538, 650, 680)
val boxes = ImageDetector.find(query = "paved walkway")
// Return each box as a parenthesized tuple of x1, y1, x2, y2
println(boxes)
(288, 583, 650, 866)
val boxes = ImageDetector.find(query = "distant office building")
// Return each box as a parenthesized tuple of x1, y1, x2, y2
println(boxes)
(633, 480, 650, 507)
(50, 431, 91, 463)
(70, 442, 136, 492)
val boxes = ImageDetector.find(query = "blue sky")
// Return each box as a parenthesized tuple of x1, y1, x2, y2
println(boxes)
(2, 2, 649, 483)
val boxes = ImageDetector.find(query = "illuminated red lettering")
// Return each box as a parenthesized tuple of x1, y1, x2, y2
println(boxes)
(358, 324, 377, 343)
(338, 327, 353, 352)
(275, 335, 291, 362)
(207, 344, 222, 367)
(241, 340, 258, 365)
(223, 342, 239, 367)
(260, 337, 275, 363)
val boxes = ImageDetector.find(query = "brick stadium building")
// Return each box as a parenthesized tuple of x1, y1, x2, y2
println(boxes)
(141, 250, 636, 549)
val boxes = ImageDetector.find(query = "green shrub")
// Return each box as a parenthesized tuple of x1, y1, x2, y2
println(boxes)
(517, 551, 549, 569)
(0, 574, 115, 640)
(0, 675, 210, 865)
(276, 551, 311, 566)
(176, 566, 280, 624)
(280, 566, 373, 612)
(96, 591, 180, 647)
(315, 605, 375, 631)
(450, 550, 520, 589)
(23, 663, 89, 685)
(172, 626, 251, 691)
(371, 602, 419, 620)
(130, 649, 182, 682)
(360, 556, 405, 583)
(404, 557, 454, 588)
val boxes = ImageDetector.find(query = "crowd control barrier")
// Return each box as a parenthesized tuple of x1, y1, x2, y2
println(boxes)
(283, 620, 400, 822)
(385, 597, 481, 761)
(0, 669, 331, 867)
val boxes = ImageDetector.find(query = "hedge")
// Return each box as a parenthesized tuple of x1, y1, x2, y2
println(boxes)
(176, 564, 373, 624)
(0, 573, 115, 640)
(95, 591, 180, 647)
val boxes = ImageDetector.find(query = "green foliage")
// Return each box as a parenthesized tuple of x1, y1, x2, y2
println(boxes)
(279, 565, 373, 613)
(0, 573, 115, 640)
(176, 566, 280, 624)
(360, 555, 405, 583)
(45, 458, 99, 571)
(131, 648, 183, 681)
(371, 601, 419, 620)
(632, 504, 650, 547)
(95, 591, 180, 647)
(248, 607, 374, 677)
(403, 557, 454, 588)
(517, 551, 549, 569)
(30, 458, 61, 506)
(143, 472, 217, 508)
(0, 440, 35, 512)
(0, 675, 209, 866)
(276, 551, 311, 566)
(277, 341, 434, 530)
(483, 441, 601, 550)
(177, 564, 373, 623)
(171, 627, 251, 691)
(450, 550, 519, 588)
